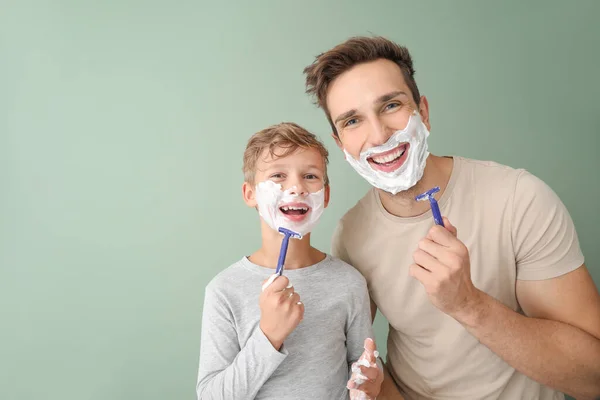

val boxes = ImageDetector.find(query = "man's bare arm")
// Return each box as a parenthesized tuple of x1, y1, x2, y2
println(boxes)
(455, 265, 600, 400)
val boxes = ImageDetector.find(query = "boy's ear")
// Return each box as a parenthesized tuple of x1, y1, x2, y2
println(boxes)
(324, 184, 331, 208)
(242, 182, 257, 208)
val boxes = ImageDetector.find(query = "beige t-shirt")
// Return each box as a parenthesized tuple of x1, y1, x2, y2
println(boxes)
(332, 156, 585, 400)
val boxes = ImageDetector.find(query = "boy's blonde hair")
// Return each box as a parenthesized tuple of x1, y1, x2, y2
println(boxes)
(243, 122, 329, 186)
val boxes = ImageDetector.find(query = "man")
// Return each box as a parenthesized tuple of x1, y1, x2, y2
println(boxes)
(302, 36, 600, 400)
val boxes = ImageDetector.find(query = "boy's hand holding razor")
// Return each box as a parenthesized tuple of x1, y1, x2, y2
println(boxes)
(259, 275, 305, 351)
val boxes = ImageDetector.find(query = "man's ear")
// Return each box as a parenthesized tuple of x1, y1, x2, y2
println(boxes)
(331, 132, 344, 151)
(242, 181, 257, 208)
(324, 184, 331, 208)
(418, 95, 431, 131)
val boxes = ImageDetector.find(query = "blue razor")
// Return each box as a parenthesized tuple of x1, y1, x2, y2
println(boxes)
(415, 186, 444, 226)
(275, 227, 302, 276)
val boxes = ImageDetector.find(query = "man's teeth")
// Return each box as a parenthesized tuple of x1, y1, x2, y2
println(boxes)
(371, 147, 405, 164)
(281, 206, 308, 211)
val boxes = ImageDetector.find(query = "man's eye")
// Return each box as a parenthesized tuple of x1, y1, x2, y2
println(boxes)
(344, 118, 358, 127)
(384, 102, 400, 111)
(305, 174, 318, 180)
(270, 173, 284, 179)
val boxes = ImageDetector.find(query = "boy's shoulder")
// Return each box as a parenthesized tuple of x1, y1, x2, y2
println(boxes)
(205, 258, 253, 297)
(325, 254, 368, 287)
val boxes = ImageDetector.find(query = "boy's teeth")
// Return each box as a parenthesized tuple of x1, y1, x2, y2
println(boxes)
(281, 206, 308, 211)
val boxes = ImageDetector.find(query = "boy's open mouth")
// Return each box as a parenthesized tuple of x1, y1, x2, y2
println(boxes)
(278, 202, 311, 222)
(367, 143, 409, 173)
(279, 205, 309, 215)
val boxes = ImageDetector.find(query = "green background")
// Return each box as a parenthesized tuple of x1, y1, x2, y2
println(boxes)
(2, 1, 598, 399)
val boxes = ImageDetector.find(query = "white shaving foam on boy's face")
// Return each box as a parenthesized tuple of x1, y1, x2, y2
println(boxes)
(343, 111, 430, 195)
(254, 180, 325, 238)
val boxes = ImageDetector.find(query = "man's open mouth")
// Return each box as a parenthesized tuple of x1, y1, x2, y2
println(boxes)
(367, 143, 409, 172)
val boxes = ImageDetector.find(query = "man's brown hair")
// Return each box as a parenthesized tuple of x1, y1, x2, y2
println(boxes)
(303, 36, 421, 136)
(243, 122, 329, 186)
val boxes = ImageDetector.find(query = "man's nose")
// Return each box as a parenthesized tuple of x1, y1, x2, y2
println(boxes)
(368, 117, 393, 146)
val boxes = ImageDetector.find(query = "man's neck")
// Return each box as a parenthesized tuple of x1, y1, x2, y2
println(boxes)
(378, 155, 454, 218)
(249, 225, 325, 270)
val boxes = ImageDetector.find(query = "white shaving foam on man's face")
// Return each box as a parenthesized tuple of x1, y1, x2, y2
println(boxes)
(343, 111, 430, 195)
(254, 180, 325, 238)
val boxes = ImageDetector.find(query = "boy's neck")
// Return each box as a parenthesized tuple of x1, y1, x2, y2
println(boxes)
(249, 226, 325, 270)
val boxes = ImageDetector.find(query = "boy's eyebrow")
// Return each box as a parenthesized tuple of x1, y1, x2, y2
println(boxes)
(263, 163, 322, 171)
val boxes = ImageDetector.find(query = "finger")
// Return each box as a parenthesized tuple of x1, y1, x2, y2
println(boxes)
(442, 217, 457, 237)
(263, 275, 289, 293)
(418, 238, 448, 261)
(358, 365, 379, 380)
(409, 263, 432, 284)
(362, 338, 377, 363)
(427, 224, 458, 247)
(413, 248, 446, 273)
(350, 381, 376, 396)
(296, 300, 305, 320)
(287, 292, 300, 306)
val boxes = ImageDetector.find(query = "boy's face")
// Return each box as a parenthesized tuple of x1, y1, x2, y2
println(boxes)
(243, 146, 330, 229)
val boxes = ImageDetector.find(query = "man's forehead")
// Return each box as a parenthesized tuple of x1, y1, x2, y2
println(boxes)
(326, 59, 411, 115)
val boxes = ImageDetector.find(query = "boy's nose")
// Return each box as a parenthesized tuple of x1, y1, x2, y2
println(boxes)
(286, 183, 308, 196)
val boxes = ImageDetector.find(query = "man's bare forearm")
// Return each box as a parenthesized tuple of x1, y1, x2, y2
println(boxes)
(377, 363, 405, 400)
(454, 290, 600, 400)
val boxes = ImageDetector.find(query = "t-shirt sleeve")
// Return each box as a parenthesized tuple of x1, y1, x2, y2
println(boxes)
(511, 170, 585, 280)
(196, 283, 287, 400)
(331, 220, 351, 264)
(345, 275, 376, 372)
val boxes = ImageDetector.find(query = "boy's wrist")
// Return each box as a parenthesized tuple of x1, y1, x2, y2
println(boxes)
(259, 323, 283, 351)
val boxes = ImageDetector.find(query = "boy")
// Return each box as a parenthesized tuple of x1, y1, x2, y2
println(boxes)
(196, 122, 383, 399)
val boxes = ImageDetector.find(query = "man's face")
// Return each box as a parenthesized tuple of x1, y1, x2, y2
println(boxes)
(326, 59, 430, 174)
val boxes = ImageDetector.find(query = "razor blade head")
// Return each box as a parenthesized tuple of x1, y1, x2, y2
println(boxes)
(415, 186, 441, 202)
(278, 227, 302, 239)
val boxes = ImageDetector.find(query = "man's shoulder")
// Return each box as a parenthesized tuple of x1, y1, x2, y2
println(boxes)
(455, 156, 532, 196)
(457, 156, 525, 180)
(456, 156, 553, 197)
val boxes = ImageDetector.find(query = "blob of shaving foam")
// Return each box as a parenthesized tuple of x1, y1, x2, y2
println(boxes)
(261, 274, 277, 291)
(261, 275, 294, 292)
(351, 359, 371, 385)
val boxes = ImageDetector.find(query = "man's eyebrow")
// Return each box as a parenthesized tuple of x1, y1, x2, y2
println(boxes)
(376, 90, 408, 104)
(333, 91, 409, 125)
(334, 109, 357, 125)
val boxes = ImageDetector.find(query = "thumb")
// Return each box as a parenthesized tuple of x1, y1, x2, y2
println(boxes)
(442, 217, 457, 237)
(362, 338, 377, 363)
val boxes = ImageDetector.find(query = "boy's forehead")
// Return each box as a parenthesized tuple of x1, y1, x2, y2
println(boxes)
(257, 146, 325, 170)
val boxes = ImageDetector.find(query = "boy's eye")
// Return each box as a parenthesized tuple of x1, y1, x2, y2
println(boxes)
(270, 173, 284, 179)
(305, 174, 319, 180)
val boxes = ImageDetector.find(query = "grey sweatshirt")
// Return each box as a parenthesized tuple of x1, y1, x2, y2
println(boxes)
(196, 254, 375, 400)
